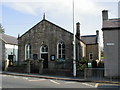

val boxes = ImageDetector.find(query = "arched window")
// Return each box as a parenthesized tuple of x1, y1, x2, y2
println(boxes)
(57, 42, 65, 60)
(40, 45, 48, 59)
(25, 44, 31, 60)
(40, 45, 48, 53)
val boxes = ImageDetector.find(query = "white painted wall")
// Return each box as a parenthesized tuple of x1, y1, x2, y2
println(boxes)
(80, 41, 86, 57)
(5, 44, 18, 62)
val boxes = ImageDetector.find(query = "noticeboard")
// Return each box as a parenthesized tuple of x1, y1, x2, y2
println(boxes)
(50, 55, 55, 61)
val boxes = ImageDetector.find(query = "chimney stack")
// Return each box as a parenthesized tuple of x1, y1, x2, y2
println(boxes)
(76, 22, 80, 39)
(96, 30, 99, 44)
(96, 30, 99, 36)
(102, 10, 108, 21)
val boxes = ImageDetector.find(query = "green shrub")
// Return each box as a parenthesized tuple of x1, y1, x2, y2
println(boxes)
(77, 57, 89, 71)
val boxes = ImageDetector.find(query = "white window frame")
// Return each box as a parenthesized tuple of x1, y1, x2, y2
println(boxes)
(57, 42, 65, 60)
(25, 44, 31, 60)
(89, 53, 93, 60)
(25, 44, 27, 60)
(40, 45, 48, 59)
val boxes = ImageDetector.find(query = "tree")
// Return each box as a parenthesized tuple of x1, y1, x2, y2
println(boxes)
(101, 51, 104, 59)
(0, 24, 5, 33)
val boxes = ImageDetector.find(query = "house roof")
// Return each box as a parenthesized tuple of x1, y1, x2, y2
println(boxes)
(0, 33, 18, 45)
(102, 18, 120, 29)
(81, 35, 97, 45)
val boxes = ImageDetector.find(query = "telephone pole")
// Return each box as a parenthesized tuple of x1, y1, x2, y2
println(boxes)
(73, 0, 76, 77)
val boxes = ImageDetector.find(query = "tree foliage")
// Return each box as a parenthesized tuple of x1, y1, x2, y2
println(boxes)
(77, 57, 89, 71)
(0, 24, 5, 33)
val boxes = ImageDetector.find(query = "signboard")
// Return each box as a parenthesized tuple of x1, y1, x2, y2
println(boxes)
(88, 62, 92, 68)
(50, 55, 55, 61)
(106, 43, 115, 46)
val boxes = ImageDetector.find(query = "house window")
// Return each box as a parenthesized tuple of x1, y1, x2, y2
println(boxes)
(57, 42, 65, 61)
(25, 44, 31, 60)
(89, 53, 93, 60)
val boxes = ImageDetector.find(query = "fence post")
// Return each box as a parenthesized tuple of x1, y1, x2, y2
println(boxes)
(39, 59, 44, 74)
(84, 68, 86, 80)
(27, 60, 30, 74)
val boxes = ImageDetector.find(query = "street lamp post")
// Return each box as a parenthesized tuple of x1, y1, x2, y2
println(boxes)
(73, 0, 76, 77)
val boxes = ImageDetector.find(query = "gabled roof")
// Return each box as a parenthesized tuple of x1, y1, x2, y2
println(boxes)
(81, 35, 97, 45)
(19, 19, 73, 39)
(0, 33, 18, 45)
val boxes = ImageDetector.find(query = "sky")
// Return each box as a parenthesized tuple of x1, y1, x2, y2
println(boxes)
(0, 0, 119, 48)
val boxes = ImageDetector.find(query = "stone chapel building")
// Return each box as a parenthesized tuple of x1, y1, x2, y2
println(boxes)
(18, 16, 100, 74)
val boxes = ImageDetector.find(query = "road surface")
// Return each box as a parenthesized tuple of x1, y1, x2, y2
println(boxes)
(1, 74, 120, 89)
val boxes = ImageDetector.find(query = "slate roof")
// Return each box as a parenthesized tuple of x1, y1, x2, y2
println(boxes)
(103, 18, 120, 29)
(0, 33, 18, 45)
(81, 35, 97, 45)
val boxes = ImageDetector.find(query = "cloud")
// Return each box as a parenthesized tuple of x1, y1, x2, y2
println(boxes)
(3, 2, 40, 16)
(2, 0, 118, 47)
(3, 0, 103, 16)
(2, 0, 119, 17)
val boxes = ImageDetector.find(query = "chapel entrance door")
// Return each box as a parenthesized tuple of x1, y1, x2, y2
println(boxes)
(41, 54, 48, 69)
(40, 45, 48, 69)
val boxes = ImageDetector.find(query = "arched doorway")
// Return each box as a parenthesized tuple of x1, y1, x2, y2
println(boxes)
(40, 45, 48, 69)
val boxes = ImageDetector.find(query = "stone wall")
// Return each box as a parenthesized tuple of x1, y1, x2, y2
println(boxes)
(18, 19, 82, 70)
(86, 44, 99, 60)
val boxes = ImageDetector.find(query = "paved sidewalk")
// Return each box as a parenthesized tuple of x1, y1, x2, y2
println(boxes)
(1, 71, 120, 84)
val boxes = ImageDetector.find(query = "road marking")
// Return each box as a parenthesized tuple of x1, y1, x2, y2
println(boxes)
(2, 75, 11, 77)
(29, 79, 46, 82)
(82, 83, 95, 88)
(22, 77, 28, 80)
(65, 82, 76, 84)
(95, 83, 99, 88)
(99, 83, 120, 86)
(50, 80, 60, 85)
(2, 75, 7, 77)
(13, 76, 19, 78)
